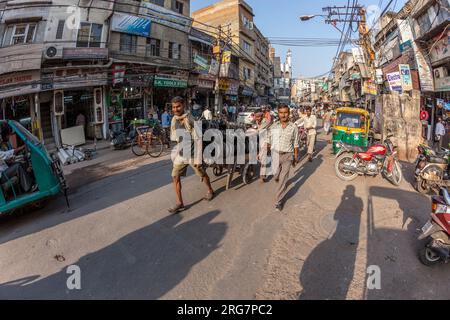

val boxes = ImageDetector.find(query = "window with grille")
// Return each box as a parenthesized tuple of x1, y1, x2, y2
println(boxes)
(76, 22, 102, 47)
(56, 20, 65, 40)
(120, 34, 137, 54)
(146, 38, 160, 57)
(169, 42, 181, 59)
(2, 23, 37, 46)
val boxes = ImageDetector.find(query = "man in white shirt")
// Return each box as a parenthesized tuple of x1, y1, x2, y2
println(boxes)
(202, 107, 213, 121)
(304, 107, 317, 162)
(0, 144, 34, 193)
(435, 117, 447, 151)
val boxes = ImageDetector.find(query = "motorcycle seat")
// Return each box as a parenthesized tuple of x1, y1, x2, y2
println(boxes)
(428, 156, 448, 165)
(340, 142, 368, 153)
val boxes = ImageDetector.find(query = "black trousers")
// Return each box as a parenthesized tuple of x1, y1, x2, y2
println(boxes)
(1, 163, 33, 193)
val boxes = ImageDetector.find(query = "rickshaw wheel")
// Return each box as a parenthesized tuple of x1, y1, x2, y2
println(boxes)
(213, 166, 223, 176)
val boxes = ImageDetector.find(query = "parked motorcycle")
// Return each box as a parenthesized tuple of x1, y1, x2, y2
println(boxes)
(334, 134, 402, 185)
(418, 187, 450, 266)
(110, 124, 136, 150)
(414, 144, 450, 194)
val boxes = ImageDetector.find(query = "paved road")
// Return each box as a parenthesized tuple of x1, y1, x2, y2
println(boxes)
(0, 131, 449, 299)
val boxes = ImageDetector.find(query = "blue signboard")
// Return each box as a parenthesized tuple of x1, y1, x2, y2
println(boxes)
(112, 13, 151, 37)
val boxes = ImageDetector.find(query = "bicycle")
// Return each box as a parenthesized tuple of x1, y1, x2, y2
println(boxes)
(132, 126, 164, 158)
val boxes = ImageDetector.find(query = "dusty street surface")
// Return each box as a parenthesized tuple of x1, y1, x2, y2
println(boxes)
(0, 131, 448, 299)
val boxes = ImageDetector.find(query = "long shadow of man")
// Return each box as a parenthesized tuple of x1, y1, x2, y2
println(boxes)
(0, 210, 226, 299)
(299, 185, 363, 300)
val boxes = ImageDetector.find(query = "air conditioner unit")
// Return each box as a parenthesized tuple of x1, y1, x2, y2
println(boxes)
(43, 46, 63, 60)
(93, 87, 104, 124)
(434, 67, 448, 79)
(53, 90, 65, 116)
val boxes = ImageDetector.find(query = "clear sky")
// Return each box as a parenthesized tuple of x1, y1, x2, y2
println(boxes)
(191, 0, 407, 78)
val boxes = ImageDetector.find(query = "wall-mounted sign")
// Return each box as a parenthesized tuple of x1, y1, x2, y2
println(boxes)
(209, 59, 220, 75)
(154, 76, 187, 88)
(362, 80, 377, 95)
(112, 13, 151, 37)
(141, 1, 192, 33)
(400, 40, 413, 53)
(193, 54, 209, 70)
(0, 71, 40, 99)
(429, 31, 450, 65)
(63, 48, 109, 60)
(399, 64, 413, 91)
(386, 72, 402, 92)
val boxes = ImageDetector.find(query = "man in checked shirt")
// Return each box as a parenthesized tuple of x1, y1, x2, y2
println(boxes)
(264, 104, 299, 211)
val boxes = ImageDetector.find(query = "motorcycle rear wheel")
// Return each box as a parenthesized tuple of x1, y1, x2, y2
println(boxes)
(419, 246, 441, 267)
(335, 154, 358, 181)
(415, 177, 432, 194)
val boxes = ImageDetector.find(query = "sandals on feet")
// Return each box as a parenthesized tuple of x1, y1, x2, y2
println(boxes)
(204, 191, 214, 201)
(168, 204, 185, 214)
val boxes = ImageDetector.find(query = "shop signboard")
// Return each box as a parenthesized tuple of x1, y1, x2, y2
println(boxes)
(362, 80, 377, 95)
(50, 71, 108, 90)
(351, 73, 361, 80)
(209, 59, 220, 75)
(241, 86, 254, 97)
(399, 64, 413, 91)
(386, 72, 402, 92)
(63, 48, 109, 60)
(429, 31, 450, 65)
(189, 78, 215, 89)
(220, 79, 239, 96)
(112, 13, 151, 37)
(376, 69, 384, 84)
(194, 54, 209, 71)
(400, 40, 413, 53)
(141, 1, 192, 33)
(352, 47, 365, 64)
(0, 71, 41, 99)
(398, 17, 434, 91)
(154, 76, 187, 88)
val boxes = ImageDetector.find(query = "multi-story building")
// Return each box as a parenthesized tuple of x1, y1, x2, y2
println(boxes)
(254, 25, 272, 105)
(0, 0, 194, 151)
(0, 0, 114, 151)
(192, 0, 258, 105)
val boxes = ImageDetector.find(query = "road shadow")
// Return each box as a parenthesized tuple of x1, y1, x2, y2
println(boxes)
(299, 185, 363, 300)
(280, 139, 327, 206)
(364, 186, 440, 299)
(0, 157, 212, 245)
(0, 210, 226, 299)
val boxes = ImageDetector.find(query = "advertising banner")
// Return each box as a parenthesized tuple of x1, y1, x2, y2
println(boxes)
(112, 13, 151, 37)
(399, 64, 413, 91)
(141, 1, 192, 33)
(362, 80, 377, 95)
(386, 72, 402, 92)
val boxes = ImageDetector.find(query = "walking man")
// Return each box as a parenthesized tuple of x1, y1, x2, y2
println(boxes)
(202, 107, 213, 121)
(161, 107, 172, 148)
(168, 97, 214, 214)
(435, 117, 446, 151)
(323, 108, 332, 135)
(265, 104, 299, 211)
(304, 106, 317, 162)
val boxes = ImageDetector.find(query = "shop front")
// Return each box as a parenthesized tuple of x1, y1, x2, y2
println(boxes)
(152, 73, 189, 115)
(0, 70, 41, 137)
(220, 79, 239, 107)
(239, 86, 255, 105)
(189, 74, 215, 108)
(41, 68, 109, 147)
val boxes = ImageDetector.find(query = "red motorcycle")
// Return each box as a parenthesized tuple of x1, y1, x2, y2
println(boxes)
(418, 187, 450, 266)
(334, 134, 402, 186)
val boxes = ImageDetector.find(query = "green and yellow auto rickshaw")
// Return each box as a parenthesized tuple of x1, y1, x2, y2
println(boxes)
(0, 120, 68, 215)
(332, 107, 371, 154)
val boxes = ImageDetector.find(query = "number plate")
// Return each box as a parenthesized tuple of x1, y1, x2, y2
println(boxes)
(421, 221, 433, 234)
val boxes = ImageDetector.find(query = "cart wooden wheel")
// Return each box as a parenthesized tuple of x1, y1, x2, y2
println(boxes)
(213, 166, 223, 176)
(243, 163, 256, 185)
